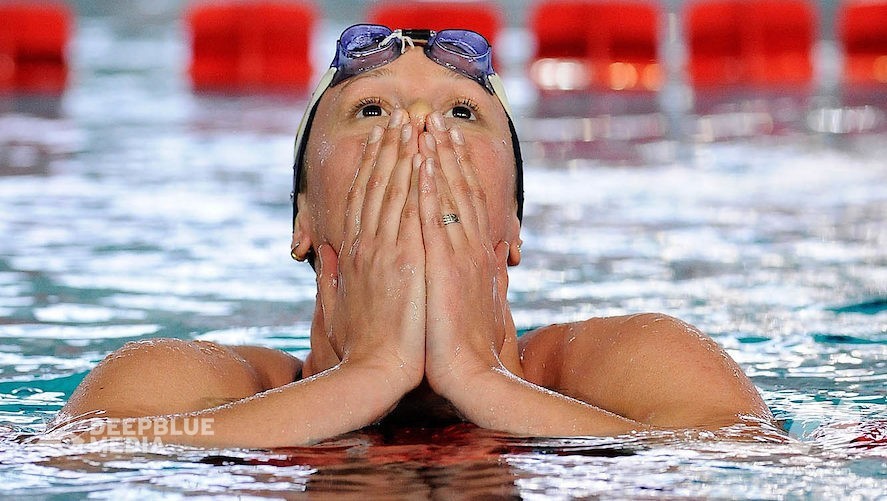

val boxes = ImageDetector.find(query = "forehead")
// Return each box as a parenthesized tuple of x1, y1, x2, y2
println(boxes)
(345, 48, 467, 84)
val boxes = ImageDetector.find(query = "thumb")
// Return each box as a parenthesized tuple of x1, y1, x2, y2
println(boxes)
(493, 241, 510, 300)
(316, 244, 339, 324)
(494, 241, 518, 357)
(493, 240, 511, 321)
(309, 292, 325, 339)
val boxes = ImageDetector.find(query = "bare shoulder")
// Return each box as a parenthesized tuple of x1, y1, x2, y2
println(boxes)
(227, 345, 302, 388)
(57, 338, 300, 425)
(519, 313, 771, 428)
(519, 316, 627, 386)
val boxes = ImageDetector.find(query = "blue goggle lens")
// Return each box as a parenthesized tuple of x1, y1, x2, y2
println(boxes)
(341, 24, 392, 53)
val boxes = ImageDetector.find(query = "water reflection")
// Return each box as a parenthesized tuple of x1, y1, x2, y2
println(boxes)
(6, 420, 884, 498)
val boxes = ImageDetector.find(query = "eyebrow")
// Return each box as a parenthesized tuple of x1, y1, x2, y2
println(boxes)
(338, 66, 395, 91)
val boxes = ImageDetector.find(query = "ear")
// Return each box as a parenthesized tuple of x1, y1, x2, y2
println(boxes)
(290, 193, 314, 263)
(505, 214, 522, 267)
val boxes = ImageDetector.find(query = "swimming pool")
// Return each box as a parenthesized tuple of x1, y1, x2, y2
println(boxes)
(1, 9, 885, 499)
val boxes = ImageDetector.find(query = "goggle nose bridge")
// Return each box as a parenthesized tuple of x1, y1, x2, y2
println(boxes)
(378, 29, 434, 54)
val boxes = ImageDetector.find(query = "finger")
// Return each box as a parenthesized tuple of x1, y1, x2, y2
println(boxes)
(420, 133, 468, 245)
(378, 120, 419, 242)
(397, 153, 423, 245)
(418, 157, 454, 259)
(449, 125, 491, 239)
(360, 108, 409, 238)
(424, 115, 483, 240)
(343, 125, 385, 246)
(430, 151, 469, 247)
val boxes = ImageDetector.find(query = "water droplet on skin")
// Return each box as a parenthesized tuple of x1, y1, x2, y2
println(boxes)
(317, 140, 335, 167)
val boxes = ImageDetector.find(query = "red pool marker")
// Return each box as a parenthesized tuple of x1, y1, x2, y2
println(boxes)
(810, 420, 887, 450)
(0, 1, 71, 93)
(839, 0, 887, 85)
(685, 0, 816, 88)
(366, 1, 503, 49)
(186, 1, 316, 92)
(528, 0, 662, 92)
(849, 420, 887, 449)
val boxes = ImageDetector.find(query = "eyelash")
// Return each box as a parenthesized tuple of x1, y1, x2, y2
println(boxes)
(349, 97, 479, 119)
(350, 97, 386, 118)
(448, 98, 479, 120)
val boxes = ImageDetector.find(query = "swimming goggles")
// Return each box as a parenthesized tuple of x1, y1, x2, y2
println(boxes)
(330, 24, 499, 93)
(292, 24, 521, 228)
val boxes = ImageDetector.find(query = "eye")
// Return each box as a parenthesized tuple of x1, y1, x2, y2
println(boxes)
(445, 99, 479, 121)
(359, 104, 385, 118)
(351, 98, 389, 119)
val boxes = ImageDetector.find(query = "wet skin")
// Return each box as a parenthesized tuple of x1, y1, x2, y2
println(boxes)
(48, 49, 775, 448)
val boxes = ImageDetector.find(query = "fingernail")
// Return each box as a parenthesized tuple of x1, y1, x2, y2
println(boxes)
(424, 133, 436, 151)
(449, 127, 464, 145)
(413, 153, 423, 170)
(401, 123, 412, 143)
(368, 125, 384, 144)
(430, 112, 446, 131)
(388, 108, 404, 128)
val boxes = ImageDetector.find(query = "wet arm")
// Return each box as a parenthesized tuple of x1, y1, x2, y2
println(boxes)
(442, 366, 648, 437)
(510, 314, 773, 434)
(49, 339, 408, 448)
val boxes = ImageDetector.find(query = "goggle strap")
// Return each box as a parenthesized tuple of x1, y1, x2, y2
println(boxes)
(488, 73, 514, 120)
(292, 66, 336, 231)
(293, 67, 336, 165)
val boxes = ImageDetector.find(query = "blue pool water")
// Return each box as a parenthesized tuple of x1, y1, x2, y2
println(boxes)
(1, 9, 886, 499)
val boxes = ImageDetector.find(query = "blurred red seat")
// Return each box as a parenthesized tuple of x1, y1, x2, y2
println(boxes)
(528, 0, 662, 92)
(186, 1, 316, 92)
(0, 1, 71, 93)
(366, 1, 503, 48)
(685, 0, 816, 88)
(838, 0, 887, 85)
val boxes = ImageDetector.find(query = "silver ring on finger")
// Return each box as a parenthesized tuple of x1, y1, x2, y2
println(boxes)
(442, 213, 461, 226)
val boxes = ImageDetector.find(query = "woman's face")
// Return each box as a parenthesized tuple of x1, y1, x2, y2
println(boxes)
(295, 47, 520, 257)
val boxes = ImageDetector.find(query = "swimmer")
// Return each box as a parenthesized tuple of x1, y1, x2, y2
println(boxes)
(48, 25, 773, 447)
